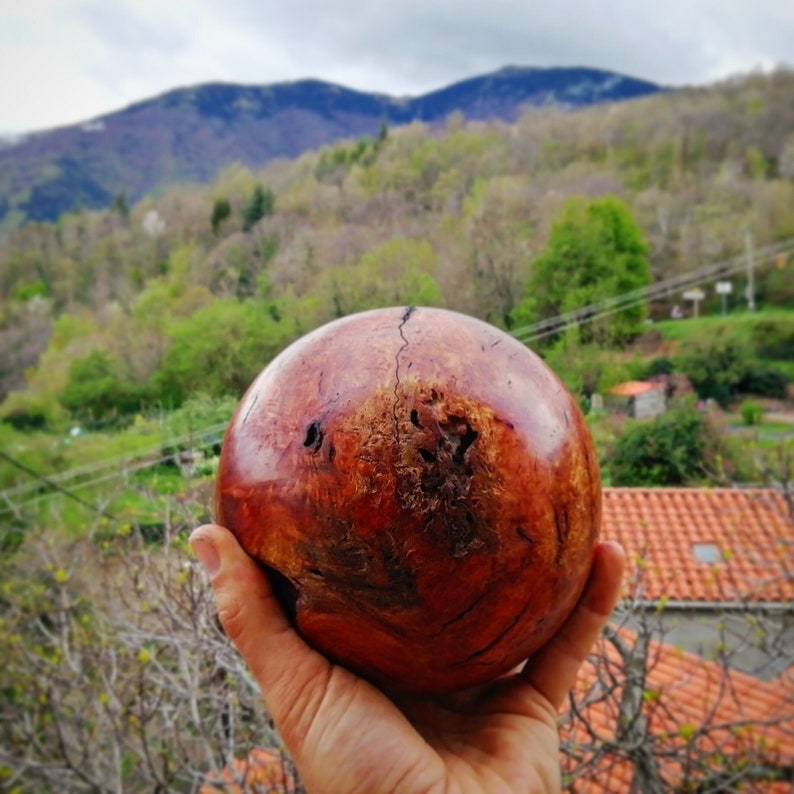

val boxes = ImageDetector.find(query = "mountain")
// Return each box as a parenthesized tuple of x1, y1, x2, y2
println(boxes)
(0, 66, 662, 230)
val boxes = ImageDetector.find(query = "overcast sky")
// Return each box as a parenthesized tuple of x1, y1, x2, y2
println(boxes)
(1, 0, 792, 134)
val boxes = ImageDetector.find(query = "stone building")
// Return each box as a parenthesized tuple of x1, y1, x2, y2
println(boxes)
(605, 379, 667, 419)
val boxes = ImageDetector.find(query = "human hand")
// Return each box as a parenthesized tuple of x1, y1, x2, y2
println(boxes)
(190, 524, 624, 794)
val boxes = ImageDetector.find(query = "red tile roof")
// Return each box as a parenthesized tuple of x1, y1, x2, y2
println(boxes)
(199, 748, 297, 793)
(562, 632, 794, 792)
(602, 487, 794, 604)
(606, 380, 665, 397)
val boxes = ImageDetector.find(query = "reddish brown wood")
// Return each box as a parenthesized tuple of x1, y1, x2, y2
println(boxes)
(216, 307, 601, 693)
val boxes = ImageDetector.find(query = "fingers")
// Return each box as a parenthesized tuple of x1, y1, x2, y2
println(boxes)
(189, 525, 331, 725)
(521, 540, 625, 710)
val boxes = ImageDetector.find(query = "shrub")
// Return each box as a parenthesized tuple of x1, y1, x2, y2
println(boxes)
(677, 335, 751, 408)
(610, 398, 730, 486)
(647, 356, 675, 377)
(740, 399, 763, 426)
(0, 391, 64, 430)
(0, 525, 290, 790)
(750, 316, 794, 360)
(737, 363, 789, 399)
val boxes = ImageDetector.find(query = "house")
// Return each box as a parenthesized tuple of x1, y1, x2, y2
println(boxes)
(604, 380, 667, 419)
(601, 487, 794, 677)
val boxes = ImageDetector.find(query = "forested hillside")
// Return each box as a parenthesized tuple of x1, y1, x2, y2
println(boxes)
(1, 68, 793, 430)
(0, 66, 661, 230)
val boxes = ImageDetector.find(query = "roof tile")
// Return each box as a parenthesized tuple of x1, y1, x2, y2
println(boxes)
(562, 633, 794, 792)
(602, 488, 794, 603)
(606, 380, 666, 397)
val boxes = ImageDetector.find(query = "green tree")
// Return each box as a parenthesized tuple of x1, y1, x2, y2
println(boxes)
(11, 279, 50, 302)
(314, 136, 382, 188)
(59, 350, 154, 421)
(210, 196, 231, 235)
(377, 118, 389, 145)
(512, 195, 651, 345)
(155, 300, 291, 406)
(111, 191, 129, 218)
(242, 185, 275, 232)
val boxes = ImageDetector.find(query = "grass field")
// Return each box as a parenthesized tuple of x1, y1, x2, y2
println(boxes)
(640, 307, 794, 389)
(654, 305, 789, 330)
(651, 307, 793, 351)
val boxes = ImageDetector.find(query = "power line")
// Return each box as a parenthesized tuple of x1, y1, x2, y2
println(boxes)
(510, 237, 794, 344)
(0, 449, 113, 518)
(0, 421, 227, 502)
(0, 426, 226, 514)
(6, 446, 212, 513)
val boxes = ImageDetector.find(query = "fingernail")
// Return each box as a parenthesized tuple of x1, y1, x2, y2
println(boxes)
(191, 537, 221, 577)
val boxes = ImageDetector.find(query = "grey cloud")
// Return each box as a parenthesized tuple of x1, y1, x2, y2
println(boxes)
(208, 0, 793, 95)
(74, 1, 189, 53)
(5, 0, 792, 132)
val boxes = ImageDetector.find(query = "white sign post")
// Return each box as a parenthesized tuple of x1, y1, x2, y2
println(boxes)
(683, 288, 705, 318)
(715, 281, 733, 316)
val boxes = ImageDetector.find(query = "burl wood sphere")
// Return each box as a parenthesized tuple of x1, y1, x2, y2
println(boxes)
(215, 306, 601, 693)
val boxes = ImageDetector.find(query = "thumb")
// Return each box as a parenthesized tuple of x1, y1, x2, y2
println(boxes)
(521, 540, 625, 710)
(189, 524, 329, 707)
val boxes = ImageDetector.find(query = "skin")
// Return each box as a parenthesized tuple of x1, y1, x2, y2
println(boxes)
(190, 524, 625, 794)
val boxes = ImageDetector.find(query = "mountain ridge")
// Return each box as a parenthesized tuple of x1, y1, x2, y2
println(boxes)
(0, 66, 662, 229)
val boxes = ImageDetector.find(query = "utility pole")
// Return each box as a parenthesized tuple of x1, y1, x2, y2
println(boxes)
(745, 229, 756, 311)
